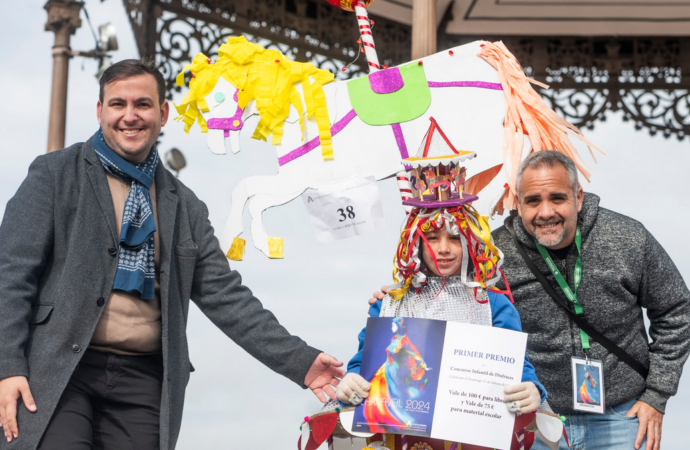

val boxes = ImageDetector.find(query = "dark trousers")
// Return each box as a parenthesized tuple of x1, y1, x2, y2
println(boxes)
(38, 349, 163, 450)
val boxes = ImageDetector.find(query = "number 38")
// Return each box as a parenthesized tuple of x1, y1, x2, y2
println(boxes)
(337, 206, 356, 222)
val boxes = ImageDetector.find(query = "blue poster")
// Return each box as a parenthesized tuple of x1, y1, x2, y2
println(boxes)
(575, 362, 601, 406)
(353, 317, 446, 437)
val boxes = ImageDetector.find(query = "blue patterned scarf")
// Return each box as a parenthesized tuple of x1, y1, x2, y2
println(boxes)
(93, 129, 158, 300)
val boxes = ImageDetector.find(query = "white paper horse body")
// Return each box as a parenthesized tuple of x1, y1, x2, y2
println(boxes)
(197, 41, 524, 258)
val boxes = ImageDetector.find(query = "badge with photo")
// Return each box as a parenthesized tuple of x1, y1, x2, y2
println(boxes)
(571, 356, 605, 414)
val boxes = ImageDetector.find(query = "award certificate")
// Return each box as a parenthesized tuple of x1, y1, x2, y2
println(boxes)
(353, 317, 528, 450)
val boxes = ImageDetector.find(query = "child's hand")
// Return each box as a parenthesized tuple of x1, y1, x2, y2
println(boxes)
(368, 285, 389, 305)
(504, 382, 541, 415)
(336, 373, 371, 405)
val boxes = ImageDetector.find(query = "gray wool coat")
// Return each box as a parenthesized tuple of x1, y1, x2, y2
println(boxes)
(0, 138, 321, 450)
(493, 193, 690, 414)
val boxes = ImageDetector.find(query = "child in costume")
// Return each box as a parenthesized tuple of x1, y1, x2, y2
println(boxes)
(336, 124, 546, 419)
(336, 203, 547, 414)
(296, 120, 564, 450)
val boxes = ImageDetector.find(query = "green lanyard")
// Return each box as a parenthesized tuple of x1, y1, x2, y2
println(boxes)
(535, 227, 590, 350)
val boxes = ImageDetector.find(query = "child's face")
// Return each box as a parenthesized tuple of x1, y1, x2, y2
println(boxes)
(422, 226, 463, 277)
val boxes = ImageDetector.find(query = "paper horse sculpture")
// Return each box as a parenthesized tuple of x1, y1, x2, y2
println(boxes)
(175, 36, 603, 260)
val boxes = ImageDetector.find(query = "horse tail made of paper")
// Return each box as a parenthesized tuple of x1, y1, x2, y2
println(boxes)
(478, 41, 605, 212)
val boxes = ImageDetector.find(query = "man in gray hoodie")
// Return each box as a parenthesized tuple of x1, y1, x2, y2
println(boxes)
(491, 151, 690, 450)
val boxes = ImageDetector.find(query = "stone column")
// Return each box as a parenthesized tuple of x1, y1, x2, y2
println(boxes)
(412, 0, 436, 60)
(44, 0, 83, 152)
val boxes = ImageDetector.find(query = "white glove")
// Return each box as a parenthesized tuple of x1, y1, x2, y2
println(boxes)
(336, 373, 371, 405)
(504, 382, 541, 415)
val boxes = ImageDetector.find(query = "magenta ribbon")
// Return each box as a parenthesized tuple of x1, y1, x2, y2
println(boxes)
(428, 81, 503, 90)
(391, 123, 412, 170)
(206, 90, 244, 137)
(278, 109, 357, 166)
(278, 81, 501, 166)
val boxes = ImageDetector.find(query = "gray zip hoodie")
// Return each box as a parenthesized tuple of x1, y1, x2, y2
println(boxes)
(492, 193, 690, 414)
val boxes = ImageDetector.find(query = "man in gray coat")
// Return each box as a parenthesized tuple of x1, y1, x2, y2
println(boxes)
(0, 59, 344, 450)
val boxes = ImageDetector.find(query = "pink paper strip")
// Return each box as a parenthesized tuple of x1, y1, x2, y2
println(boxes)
(391, 123, 412, 170)
(206, 90, 244, 137)
(428, 81, 503, 90)
(278, 109, 358, 166)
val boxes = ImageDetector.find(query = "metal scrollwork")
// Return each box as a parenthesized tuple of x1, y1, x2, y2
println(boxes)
(156, 12, 239, 98)
(125, 1, 689, 141)
(539, 89, 612, 131)
(620, 89, 690, 141)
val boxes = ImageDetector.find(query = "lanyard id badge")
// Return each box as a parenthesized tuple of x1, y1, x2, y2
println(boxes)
(571, 356, 605, 414)
(535, 227, 590, 350)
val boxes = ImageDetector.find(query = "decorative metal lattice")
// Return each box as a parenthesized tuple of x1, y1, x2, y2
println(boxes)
(123, 0, 689, 141)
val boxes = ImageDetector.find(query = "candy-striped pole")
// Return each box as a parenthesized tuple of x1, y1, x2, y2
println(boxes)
(353, 1, 380, 73)
(352, 1, 412, 212)
(397, 173, 413, 212)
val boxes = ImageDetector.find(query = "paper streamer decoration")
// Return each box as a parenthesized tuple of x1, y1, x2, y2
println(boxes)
(175, 36, 336, 161)
(477, 41, 605, 212)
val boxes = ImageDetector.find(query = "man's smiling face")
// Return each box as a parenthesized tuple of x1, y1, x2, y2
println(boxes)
(517, 164, 583, 250)
(97, 74, 169, 163)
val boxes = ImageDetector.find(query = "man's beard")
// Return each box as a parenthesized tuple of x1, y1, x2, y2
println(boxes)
(533, 217, 566, 248)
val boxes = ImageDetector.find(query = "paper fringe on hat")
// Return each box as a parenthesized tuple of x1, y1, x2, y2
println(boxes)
(174, 36, 336, 160)
(478, 41, 605, 213)
(388, 206, 512, 302)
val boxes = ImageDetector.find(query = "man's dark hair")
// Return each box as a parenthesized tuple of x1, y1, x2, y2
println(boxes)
(516, 150, 580, 197)
(99, 58, 166, 105)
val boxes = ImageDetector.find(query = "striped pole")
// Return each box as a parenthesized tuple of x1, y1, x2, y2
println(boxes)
(353, 1, 381, 73)
(397, 172, 413, 213)
(352, 1, 412, 212)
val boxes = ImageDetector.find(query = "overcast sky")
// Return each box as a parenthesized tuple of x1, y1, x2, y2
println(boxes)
(1, 1, 689, 449)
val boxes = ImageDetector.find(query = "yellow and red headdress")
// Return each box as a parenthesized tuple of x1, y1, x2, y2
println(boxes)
(388, 118, 512, 302)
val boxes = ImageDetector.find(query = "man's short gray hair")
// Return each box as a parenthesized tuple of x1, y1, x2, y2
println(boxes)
(516, 151, 579, 196)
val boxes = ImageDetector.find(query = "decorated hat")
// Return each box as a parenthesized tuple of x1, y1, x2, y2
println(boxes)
(403, 117, 479, 208)
(388, 118, 511, 301)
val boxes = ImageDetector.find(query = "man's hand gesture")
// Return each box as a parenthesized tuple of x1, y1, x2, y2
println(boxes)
(304, 353, 345, 403)
(0, 376, 37, 443)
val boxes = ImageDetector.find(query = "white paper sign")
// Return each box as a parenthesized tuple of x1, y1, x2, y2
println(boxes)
(432, 322, 527, 449)
(301, 177, 385, 244)
(354, 318, 527, 450)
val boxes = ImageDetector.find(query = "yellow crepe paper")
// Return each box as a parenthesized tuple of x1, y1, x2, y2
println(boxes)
(226, 237, 246, 261)
(267, 237, 284, 259)
(174, 36, 336, 160)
